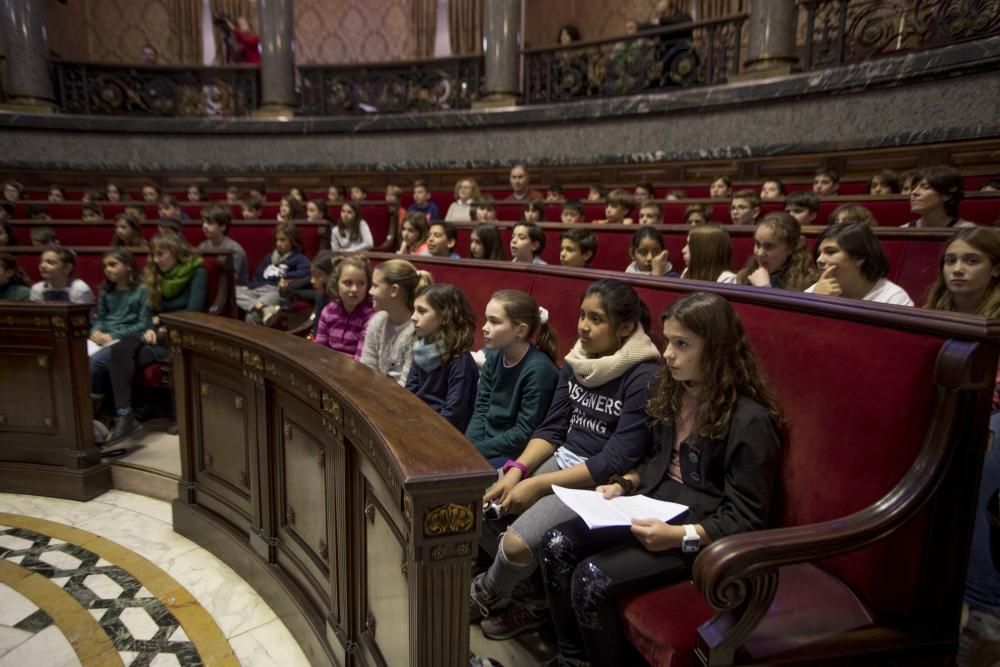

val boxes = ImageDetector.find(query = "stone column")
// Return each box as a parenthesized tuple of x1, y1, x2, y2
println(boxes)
(475, 0, 521, 108)
(0, 0, 56, 112)
(740, 1, 799, 78)
(254, 0, 296, 117)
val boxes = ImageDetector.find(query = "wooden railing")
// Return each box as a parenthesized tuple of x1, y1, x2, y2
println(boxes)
(162, 312, 495, 667)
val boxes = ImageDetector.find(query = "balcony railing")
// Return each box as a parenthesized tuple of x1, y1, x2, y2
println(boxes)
(297, 55, 484, 115)
(798, 0, 1000, 70)
(52, 61, 259, 117)
(521, 14, 748, 105)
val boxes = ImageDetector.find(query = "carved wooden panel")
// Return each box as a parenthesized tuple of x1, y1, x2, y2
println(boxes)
(190, 357, 253, 527)
(363, 487, 410, 667)
(0, 350, 58, 433)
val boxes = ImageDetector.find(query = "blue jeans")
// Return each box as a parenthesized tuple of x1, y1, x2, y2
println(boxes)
(965, 410, 1000, 614)
(89, 345, 114, 395)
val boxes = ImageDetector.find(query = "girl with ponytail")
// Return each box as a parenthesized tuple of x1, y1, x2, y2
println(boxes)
(736, 212, 818, 291)
(466, 290, 561, 467)
(359, 259, 434, 385)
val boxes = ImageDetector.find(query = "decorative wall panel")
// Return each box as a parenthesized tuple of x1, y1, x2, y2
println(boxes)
(295, 0, 415, 64)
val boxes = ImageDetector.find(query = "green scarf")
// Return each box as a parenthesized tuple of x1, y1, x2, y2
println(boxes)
(161, 256, 203, 299)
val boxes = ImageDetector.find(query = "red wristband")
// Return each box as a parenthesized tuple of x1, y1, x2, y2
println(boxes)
(502, 460, 530, 478)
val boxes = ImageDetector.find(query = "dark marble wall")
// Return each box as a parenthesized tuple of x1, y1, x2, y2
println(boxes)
(1, 37, 998, 173)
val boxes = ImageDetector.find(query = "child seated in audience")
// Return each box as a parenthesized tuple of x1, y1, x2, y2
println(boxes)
(141, 184, 160, 204)
(709, 175, 732, 198)
(445, 178, 479, 222)
(736, 212, 818, 290)
(634, 182, 655, 204)
(47, 186, 65, 202)
(314, 254, 375, 358)
(2, 180, 22, 202)
(237, 221, 310, 325)
(0, 253, 31, 301)
(470, 223, 506, 261)
(398, 212, 429, 255)
(730, 190, 762, 225)
(545, 184, 565, 203)
(597, 189, 634, 224)
(587, 185, 607, 201)
(560, 199, 585, 224)
(406, 284, 479, 431)
(386, 184, 407, 227)
(89, 248, 150, 394)
(225, 186, 240, 204)
(639, 202, 664, 225)
(241, 196, 263, 220)
(510, 222, 547, 264)
(784, 190, 820, 226)
(0, 220, 16, 246)
(185, 184, 205, 202)
(82, 188, 105, 204)
(904, 165, 975, 228)
(626, 226, 674, 276)
(305, 200, 328, 223)
(82, 203, 103, 224)
(288, 186, 306, 204)
(302, 251, 335, 340)
(683, 203, 711, 225)
(247, 186, 266, 201)
(523, 199, 545, 224)
(760, 178, 785, 201)
(330, 202, 374, 252)
(124, 204, 146, 222)
(830, 203, 878, 226)
(277, 196, 304, 222)
(471, 279, 660, 638)
(350, 185, 367, 202)
(30, 248, 94, 304)
(198, 205, 248, 285)
(475, 195, 499, 222)
(681, 224, 738, 283)
(327, 184, 347, 206)
(535, 291, 783, 666)
(27, 204, 51, 221)
(900, 169, 919, 195)
(359, 259, 433, 385)
(422, 221, 460, 259)
(559, 228, 597, 268)
(869, 169, 901, 195)
(104, 183, 122, 203)
(102, 232, 207, 446)
(30, 227, 59, 246)
(158, 195, 189, 221)
(466, 290, 560, 467)
(806, 222, 912, 305)
(157, 218, 184, 236)
(112, 213, 149, 250)
(408, 179, 440, 221)
(666, 190, 686, 201)
(813, 167, 840, 196)
(925, 227, 999, 316)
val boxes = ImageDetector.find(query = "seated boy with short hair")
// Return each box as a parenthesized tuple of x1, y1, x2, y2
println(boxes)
(638, 202, 663, 225)
(559, 228, 597, 268)
(198, 204, 249, 285)
(419, 221, 460, 258)
(560, 199, 585, 224)
(784, 191, 820, 226)
(241, 196, 263, 220)
(730, 190, 762, 225)
(408, 179, 440, 221)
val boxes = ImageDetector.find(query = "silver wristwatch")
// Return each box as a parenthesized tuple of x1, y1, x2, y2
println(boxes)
(681, 524, 700, 553)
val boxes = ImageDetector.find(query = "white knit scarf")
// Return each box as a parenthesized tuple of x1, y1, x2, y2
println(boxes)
(563, 327, 660, 388)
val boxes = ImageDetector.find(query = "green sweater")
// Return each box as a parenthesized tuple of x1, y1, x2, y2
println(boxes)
(465, 346, 560, 460)
(0, 282, 31, 301)
(92, 284, 151, 340)
(149, 266, 208, 362)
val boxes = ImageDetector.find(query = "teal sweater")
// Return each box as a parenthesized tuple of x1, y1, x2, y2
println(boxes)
(92, 284, 151, 340)
(465, 346, 560, 460)
(0, 282, 31, 301)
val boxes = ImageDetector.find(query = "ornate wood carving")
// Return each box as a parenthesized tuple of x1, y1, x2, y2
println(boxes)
(422, 503, 475, 537)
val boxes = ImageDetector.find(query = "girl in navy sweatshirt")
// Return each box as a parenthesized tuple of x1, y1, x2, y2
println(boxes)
(405, 284, 479, 432)
(236, 221, 311, 325)
(470, 279, 660, 638)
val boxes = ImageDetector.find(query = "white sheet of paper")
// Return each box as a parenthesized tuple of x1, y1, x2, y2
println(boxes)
(552, 485, 688, 529)
(87, 338, 120, 357)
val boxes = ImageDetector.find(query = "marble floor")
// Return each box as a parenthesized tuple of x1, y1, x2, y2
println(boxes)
(0, 490, 309, 667)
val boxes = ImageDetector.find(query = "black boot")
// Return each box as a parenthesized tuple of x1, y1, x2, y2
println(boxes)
(104, 413, 142, 446)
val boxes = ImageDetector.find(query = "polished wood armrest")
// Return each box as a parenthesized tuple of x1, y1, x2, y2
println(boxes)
(208, 252, 233, 317)
(692, 339, 995, 665)
(287, 311, 315, 337)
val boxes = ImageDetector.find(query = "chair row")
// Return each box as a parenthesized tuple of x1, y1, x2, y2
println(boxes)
(359, 251, 995, 666)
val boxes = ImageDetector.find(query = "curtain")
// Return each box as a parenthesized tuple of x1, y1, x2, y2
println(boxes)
(211, 0, 255, 26)
(413, 0, 438, 58)
(449, 0, 483, 55)
(170, 0, 203, 64)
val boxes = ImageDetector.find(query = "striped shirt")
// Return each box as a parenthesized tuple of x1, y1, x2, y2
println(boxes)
(314, 299, 375, 358)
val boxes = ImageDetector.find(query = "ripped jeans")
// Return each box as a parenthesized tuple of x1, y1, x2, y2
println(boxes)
(541, 517, 693, 666)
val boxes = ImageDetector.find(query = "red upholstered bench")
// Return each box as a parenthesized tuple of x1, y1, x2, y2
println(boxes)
(364, 253, 995, 665)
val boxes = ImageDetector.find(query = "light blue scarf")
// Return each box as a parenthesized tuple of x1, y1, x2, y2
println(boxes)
(411, 338, 444, 372)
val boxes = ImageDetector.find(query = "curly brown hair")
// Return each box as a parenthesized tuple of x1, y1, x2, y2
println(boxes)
(414, 284, 475, 364)
(646, 292, 784, 439)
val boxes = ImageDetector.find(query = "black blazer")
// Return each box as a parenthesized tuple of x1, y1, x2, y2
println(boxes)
(636, 395, 781, 542)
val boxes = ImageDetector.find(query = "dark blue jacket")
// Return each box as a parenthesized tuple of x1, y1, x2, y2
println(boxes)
(405, 351, 479, 432)
(249, 251, 310, 289)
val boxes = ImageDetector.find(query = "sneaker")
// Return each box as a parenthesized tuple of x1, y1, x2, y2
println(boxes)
(469, 573, 501, 624)
(103, 413, 142, 446)
(262, 304, 282, 327)
(469, 658, 505, 667)
(480, 599, 547, 640)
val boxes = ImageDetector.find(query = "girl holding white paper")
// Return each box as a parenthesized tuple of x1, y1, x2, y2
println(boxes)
(538, 291, 784, 666)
